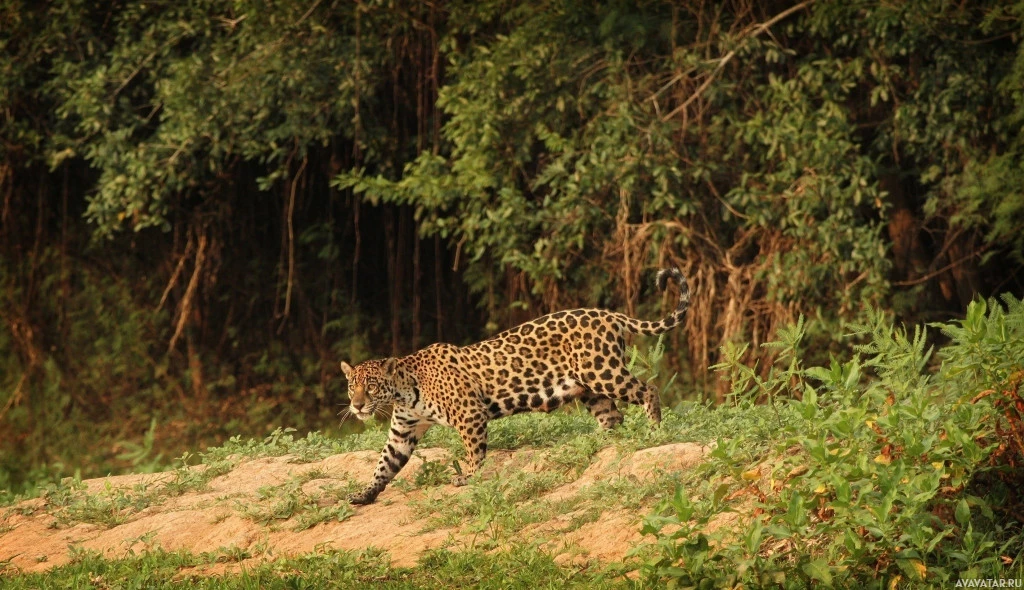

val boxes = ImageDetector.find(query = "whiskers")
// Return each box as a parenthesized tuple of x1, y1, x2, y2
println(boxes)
(337, 401, 386, 426)
(337, 399, 392, 428)
(337, 402, 354, 426)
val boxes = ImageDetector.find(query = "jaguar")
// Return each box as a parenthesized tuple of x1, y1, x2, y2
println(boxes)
(340, 267, 690, 505)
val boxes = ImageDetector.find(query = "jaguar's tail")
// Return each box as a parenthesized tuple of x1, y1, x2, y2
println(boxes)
(619, 267, 690, 335)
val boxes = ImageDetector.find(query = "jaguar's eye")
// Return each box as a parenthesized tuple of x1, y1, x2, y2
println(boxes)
(367, 384, 377, 393)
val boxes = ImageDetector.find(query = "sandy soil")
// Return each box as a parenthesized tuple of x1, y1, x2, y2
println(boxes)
(0, 442, 711, 576)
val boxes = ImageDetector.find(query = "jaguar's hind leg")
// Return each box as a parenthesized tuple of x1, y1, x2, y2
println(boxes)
(452, 411, 489, 486)
(581, 392, 623, 429)
(581, 367, 661, 426)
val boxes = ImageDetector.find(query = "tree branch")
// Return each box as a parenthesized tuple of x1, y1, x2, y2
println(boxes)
(662, 0, 815, 122)
(278, 156, 306, 334)
(892, 246, 989, 287)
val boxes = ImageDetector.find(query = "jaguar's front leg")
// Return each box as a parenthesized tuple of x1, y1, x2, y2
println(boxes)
(349, 418, 431, 505)
(452, 414, 488, 487)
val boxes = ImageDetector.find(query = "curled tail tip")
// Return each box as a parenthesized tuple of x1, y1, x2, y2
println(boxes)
(656, 267, 690, 311)
(656, 267, 685, 291)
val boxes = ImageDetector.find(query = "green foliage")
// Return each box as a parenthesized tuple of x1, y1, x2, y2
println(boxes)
(0, 249, 356, 497)
(1, 0, 435, 496)
(40, 1, 369, 237)
(934, 295, 1024, 507)
(336, 0, 1011, 363)
(640, 297, 1024, 587)
(0, 248, 172, 494)
(713, 316, 810, 407)
(483, 410, 601, 451)
(158, 457, 233, 498)
(198, 426, 387, 466)
(626, 334, 680, 402)
(411, 461, 566, 537)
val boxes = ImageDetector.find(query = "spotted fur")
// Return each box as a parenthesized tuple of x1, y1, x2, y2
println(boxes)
(340, 267, 690, 505)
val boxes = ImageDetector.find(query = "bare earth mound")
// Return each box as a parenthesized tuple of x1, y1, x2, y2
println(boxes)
(0, 443, 709, 576)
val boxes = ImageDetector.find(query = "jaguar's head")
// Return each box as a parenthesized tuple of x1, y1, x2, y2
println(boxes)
(339, 358, 399, 421)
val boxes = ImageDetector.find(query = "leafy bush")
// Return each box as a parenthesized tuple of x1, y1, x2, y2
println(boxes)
(640, 296, 1024, 587)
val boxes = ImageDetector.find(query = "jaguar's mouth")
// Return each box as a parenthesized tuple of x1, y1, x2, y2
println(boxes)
(353, 408, 374, 421)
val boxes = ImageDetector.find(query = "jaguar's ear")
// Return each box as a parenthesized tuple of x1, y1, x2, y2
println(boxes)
(340, 361, 354, 380)
(382, 358, 398, 376)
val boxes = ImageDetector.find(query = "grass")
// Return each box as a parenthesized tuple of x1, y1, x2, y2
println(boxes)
(2, 425, 375, 528)
(238, 471, 357, 531)
(422, 469, 567, 535)
(0, 545, 627, 589)
(34, 477, 161, 528)
(24, 453, 241, 529)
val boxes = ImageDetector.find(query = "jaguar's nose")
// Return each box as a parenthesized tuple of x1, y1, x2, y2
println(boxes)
(351, 401, 365, 414)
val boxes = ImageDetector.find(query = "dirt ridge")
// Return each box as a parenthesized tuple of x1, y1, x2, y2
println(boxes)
(0, 443, 709, 575)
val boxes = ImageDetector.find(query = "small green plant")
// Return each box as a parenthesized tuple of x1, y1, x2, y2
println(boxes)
(579, 469, 688, 512)
(40, 477, 87, 508)
(121, 530, 159, 557)
(936, 295, 1024, 498)
(160, 458, 233, 497)
(207, 545, 251, 563)
(292, 503, 356, 531)
(0, 555, 17, 576)
(543, 436, 602, 476)
(65, 544, 104, 565)
(414, 455, 453, 488)
(198, 427, 388, 466)
(626, 334, 670, 382)
(421, 463, 570, 544)
(713, 316, 809, 409)
(64, 482, 156, 528)
(243, 480, 306, 526)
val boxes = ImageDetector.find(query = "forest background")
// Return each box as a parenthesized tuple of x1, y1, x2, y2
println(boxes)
(2, 0, 1023, 494)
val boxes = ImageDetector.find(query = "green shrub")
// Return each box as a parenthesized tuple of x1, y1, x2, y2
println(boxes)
(640, 296, 1024, 587)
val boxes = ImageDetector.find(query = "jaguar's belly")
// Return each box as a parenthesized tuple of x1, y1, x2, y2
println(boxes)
(483, 376, 585, 418)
